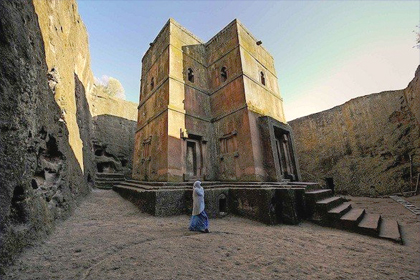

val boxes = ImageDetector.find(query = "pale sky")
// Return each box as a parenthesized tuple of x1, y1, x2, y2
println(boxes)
(78, 0, 419, 121)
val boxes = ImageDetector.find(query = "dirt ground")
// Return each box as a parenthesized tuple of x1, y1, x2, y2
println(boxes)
(3, 189, 420, 280)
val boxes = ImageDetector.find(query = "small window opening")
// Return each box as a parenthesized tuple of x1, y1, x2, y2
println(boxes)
(188, 68, 194, 83)
(150, 77, 154, 90)
(260, 71, 266, 85)
(221, 67, 227, 82)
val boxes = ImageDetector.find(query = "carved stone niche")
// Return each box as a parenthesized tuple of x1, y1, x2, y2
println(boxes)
(219, 129, 238, 160)
(141, 136, 152, 164)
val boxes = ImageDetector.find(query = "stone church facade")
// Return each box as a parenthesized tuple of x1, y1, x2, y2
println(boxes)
(133, 19, 300, 182)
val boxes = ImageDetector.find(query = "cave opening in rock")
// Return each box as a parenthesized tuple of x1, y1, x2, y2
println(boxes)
(10, 185, 27, 224)
(31, 179, 38, 189)
(45, 136, 63, 161)
(95, 149, 103, 156)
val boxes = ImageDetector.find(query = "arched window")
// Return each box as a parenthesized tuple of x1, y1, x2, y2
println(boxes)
(150, 77, 154, 90)
(221, 67, 227, 82)
(260, 71, 266, 86)
(188, 68, 194, 83)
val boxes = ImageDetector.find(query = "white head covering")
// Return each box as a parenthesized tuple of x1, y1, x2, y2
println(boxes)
(192, 181, 205, 215)
(193, 180, 201, 189)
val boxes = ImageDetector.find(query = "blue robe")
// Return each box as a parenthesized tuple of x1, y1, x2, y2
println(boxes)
(189, 210, 209, 232)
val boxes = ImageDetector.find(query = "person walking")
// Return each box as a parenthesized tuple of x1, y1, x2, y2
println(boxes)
(189, 181, 209, 233)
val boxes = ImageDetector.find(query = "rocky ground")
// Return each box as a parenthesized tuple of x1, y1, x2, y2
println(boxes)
(3, 189, 420, 280)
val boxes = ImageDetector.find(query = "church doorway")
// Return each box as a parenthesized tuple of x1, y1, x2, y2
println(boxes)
(185, 136, 203, 180)
(274, 128, 296, 181)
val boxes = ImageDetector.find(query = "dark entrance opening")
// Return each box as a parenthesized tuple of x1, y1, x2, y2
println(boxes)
(325, 177, 335, 195)
(186, 141, 197, 177)
(219, 194, 227, 214)
(10, 185, 27, 224)
(185, 134, 204, 181)
(31, 179, 38, 189)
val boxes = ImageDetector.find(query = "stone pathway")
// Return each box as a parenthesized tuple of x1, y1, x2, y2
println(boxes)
(389, 195, 420, 215)
(3, 190, 420, 279)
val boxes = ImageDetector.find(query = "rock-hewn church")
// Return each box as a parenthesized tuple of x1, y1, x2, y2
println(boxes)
(133, 18, 300, 182)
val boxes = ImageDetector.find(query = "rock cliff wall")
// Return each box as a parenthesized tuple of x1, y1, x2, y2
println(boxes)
(289, 66, 420, 195)
(0, 0, 138, 267)
(33, 0, 94, 174)
(0, 0, 90, 267)
(33, 0, 138, 178)
(404, 66, 420, 125)
(90, 90, 137, 178)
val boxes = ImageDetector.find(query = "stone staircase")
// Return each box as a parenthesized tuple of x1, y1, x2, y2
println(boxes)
(95, 172, 125, 189)
(305, 189, 402, 244)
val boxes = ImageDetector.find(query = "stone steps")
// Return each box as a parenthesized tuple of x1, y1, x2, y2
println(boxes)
(358, 213, 381, 237)
(340, 208, 366, 229)
(96, 172, 125, 179)
(328, 202, 352, 219)
(304, 189, 332, 219)
(114, 182, 403, 243)
(95, 172, 125, 189)
(379, 219, 402, 243)
(306, 189, 332, 201)
(316, 196, 343, 212)
(305, 190, 402, 244)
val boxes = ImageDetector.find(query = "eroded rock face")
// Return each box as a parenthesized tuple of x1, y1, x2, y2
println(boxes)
(404, 66, 420, 125)
(93, 114, 136, 178)
(0, 0, 90, 267)
(90, 89, 137, 178)
(0, 0, 138, 267)
(74, 73, 95, 185)
(33, 0, 137, 181)
(289, 66, 420, 196)
(33, 0, 94, 172)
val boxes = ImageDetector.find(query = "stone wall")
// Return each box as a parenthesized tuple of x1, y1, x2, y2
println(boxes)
(90, 90, 137, 178)
(289, 66, 420, 195)
(0, 0, 138, 267)
(113, 185, 305, 225)
(34, 0, 138, 179)
(92, 113, 136, 178)
(133, 20, 171, 181)
(0, 0, 90, 267)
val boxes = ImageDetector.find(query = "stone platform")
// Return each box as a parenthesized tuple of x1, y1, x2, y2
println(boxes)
(113, 181, 319, 225)
(113, 180, 403, 243)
